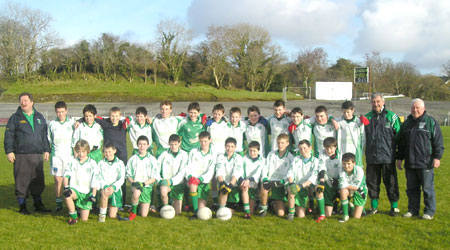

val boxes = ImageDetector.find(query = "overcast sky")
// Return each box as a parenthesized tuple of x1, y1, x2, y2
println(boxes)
(2, 0, 449, 75)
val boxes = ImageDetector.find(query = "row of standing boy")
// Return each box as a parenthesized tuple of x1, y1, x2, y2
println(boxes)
(49, 99, 366, 224)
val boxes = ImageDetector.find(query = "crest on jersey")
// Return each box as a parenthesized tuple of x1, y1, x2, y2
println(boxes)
(419, 122, 425, 129)
(385, 121, 391, 128)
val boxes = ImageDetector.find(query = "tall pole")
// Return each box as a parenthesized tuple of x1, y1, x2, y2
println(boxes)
(368, 67, 371, 96)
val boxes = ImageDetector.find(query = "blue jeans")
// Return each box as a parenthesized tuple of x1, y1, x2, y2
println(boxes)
(405, 168, 436, 216)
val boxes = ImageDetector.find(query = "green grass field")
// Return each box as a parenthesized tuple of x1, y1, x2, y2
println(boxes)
(0, 127, 449, 249)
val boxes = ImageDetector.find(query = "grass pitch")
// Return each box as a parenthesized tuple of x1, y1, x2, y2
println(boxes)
(0, 127, 449, 249)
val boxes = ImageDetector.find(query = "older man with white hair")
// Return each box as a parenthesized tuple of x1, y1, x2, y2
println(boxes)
(396, 98, 444, 220)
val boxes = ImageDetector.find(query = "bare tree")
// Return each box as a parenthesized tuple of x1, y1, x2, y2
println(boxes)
(204, 25, 230, 88)
(296, 47, 328, 89)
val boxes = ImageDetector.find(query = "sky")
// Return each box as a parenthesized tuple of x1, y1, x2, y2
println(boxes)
(1, 0, 449, 75)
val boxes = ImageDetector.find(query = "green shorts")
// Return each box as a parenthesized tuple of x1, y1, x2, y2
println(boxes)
(324, 182, 340, 206)
(227, 187, 240, 203)
(169, 184, 184, 201)
(108, 189, 123, 208)
(138, 186, 153, 204)
(72, 188, 92, 210)
(352, 187, 367, 207)
(197, 183, 210, 201)
(270, 186, 287, 202)
(89, 149, 102, 163)
(248, 188, 258, 201)
(294, 188, 309, 208)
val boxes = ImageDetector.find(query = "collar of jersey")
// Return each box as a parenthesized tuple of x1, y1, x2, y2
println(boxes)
(231, 121, 242, 128)
(104, 156, 118, 164)
(343, 116, 356, 123)
(247, 154, 261, 162)
(78, 157, 91, 165)
(199, 146, 212, 156)
(300, 155, 313, 163)
(168, 149, 180, 157)
(55, 116, 70, 124)
(225, 153, 236, 161)
(137, 152, 150, 160)
(276, 150, 289, 158)
(83, 120, 97, 128)
(135, 120, 149, 128)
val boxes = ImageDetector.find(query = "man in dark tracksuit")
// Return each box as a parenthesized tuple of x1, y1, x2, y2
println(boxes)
(364, 93, 401, 216)
(396, 99, 444, 220)
(4, 92, 52, 214)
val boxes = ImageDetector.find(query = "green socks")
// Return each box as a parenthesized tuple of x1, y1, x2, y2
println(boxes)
(371, 199, 378, 210)
(69, 211, 78, 219)
(189, 192, 198, 213)
(56, 197, 63, 208)
(318, 197, 325, 216)
(391, 201, 398, 209)
(342, 199, 349, 217)
(289, 207, 295, 214)
(243, 203, 250, 214)
(131, 203, 138, 214)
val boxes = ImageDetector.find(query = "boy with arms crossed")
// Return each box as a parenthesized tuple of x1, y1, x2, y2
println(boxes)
(63, 140, 99, 225)
(126, 135, 159, 220)
(47, 101, 74, 212)
(72, 104, 103, 163)
(152, 100, 183, 157)
(288, 107, 313, 154)
(245, 105, 269, 157)
(267, 100, 291, 151)
(178, 102, 207, 153)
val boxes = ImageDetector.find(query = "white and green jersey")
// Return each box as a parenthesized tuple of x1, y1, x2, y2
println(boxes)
(339, 165, 366, 190)
(48, 117, 75, 157)
(207, 119, 231, 155)
(245, 121, 269, 157)
(312, 121, 337, 157)
(289, 119, 313, 152)
(185, 147, 216, 183)
(242, 155, 264, 188)
(267, 115, 291, 151)
(318, 151, 342, 187)
(64, 157, 99, 194)
(337, 116, 365, 166)
(288, 155, 320, 185)
(228, 121, 247, 153)
(215, 153, 244, 183)
(158, 149, 188, 186)
(127, 116, 152, 150)
(126, 152, 160, 186)
(97, 157, 125, 191)
(152, 115, 182, 150)
(262, 150, 294, 182)
(72, 121, 103, 151)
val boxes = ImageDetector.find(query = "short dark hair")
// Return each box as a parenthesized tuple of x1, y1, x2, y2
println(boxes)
(273, 100, 285, 108)
(19, 92, 33, 102)
(169, 134, 181, 143)
(55, 101, 67, 110)
(103, 142, 116, 150)
(248, 141, 260, 151)
(110, 107, 121, 114)
(188, 102, 200, 112)
(135, 106, 147, 116)
(291, 107, 303, 115)
(225, 137, 237, 146)
(315, 105, 327, 114)
(247, 105, 260, 115)
(342, 152, 356, 163)
(323, 137, 337, 148)
(160, 100, 172, 108)
(341, 101, 354, 110)
(83, 104, 97, 115)
(199, 131, 211, 139)
(298, 139, 311, 147)
(137, 135, 149, 144)
(212, 104, 225, 113)
(230, 107, 241, 115)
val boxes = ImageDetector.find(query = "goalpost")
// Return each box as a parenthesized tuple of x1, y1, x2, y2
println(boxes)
(282, 87, 312, 102)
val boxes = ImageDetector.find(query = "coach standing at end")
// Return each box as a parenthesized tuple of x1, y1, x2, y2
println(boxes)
(364, 93, 401, 216)
(396, 98, 444, 220)
(4, 92, 51, 214)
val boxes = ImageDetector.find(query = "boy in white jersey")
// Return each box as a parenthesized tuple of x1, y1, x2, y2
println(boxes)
(48, 101, 75, 212)
(126, 135, 159, 220)
(338, 152, 367, 223)
(312, 105, 337, 157)
(72, 104, 103, 162)
(63, 140, 99, 225)
(216, 137, 244, 210)
(127, 106, 153, 155)
(259, 134, 294, 217)
(228, 107, 246, 155)
(317, 137, 341, 218)
(337, 101, 366, 166)
(245, 105, 269, 157)
(152, 100, 182, 157)
(158, 134, 188, 215)
(267, 100, 291, 151)
(185, 131, 216, 220)
(286, 140, 323, 221)
(288, 107, 313, 154)
(97, 143, 125, 222)
(240, 141, 264, 219)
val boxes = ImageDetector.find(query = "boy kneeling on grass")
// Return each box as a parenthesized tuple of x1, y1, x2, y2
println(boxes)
(338, 152, 367, 223)
(286, 140, 324, 221)
(64, 140, 99, 225)
(97, 142, 126, 222)
(126, 135, 159, 221)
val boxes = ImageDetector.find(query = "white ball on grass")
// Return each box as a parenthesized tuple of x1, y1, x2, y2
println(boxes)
(216, 207, 232, 221)
(160, 205, 176, 219)
(197, 207, 212, 220)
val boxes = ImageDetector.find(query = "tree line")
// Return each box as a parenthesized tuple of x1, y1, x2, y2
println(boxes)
(0, 3, 449, 100)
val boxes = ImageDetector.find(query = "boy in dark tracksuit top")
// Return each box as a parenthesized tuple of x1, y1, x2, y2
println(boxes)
(396, 99, 444, 219)
(364, 93, 401, 216)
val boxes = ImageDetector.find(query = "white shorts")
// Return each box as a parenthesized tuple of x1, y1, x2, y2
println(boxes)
(50, 155, 71, 177)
